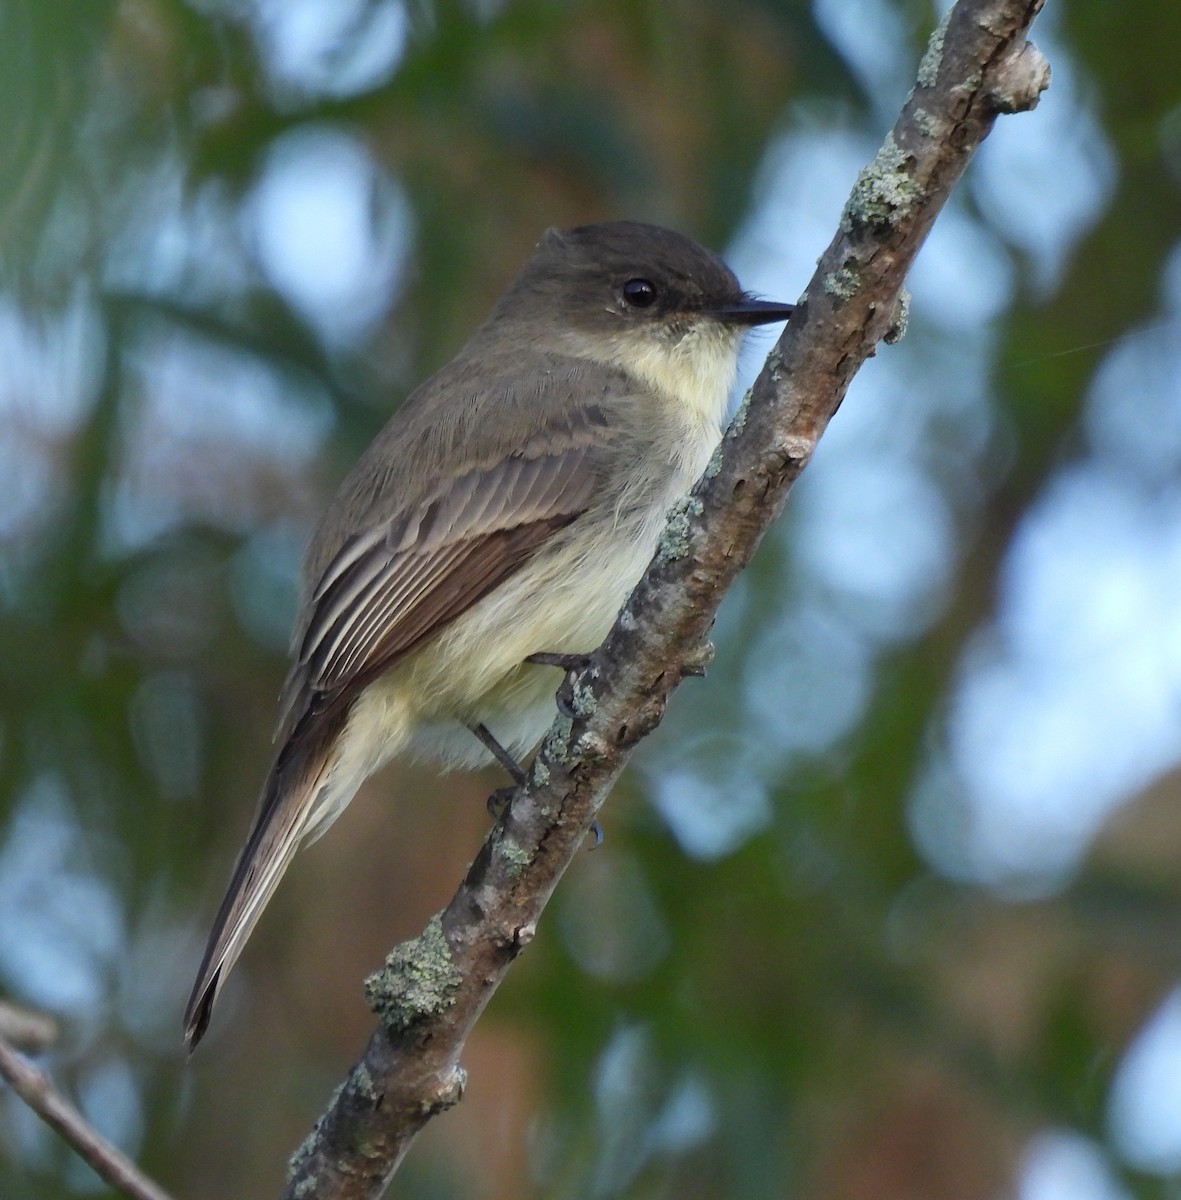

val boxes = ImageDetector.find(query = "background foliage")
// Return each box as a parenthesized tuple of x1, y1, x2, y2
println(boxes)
(2, 1, 1180, 1198)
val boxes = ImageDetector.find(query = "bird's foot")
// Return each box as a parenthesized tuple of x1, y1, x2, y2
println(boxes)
(487, 785, 516, 819)
(469, 722, 527, 784)
(527, 651, 594, 720)
(526, 651, 592, 672)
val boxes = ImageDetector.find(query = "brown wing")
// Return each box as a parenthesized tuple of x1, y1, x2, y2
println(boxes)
(276, 406, 613, 739)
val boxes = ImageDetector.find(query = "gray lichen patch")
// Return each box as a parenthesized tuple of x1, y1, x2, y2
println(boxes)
(656, 496, 704, 565)
(917, 9, 951, 88)
(824, 262, 861, 301)
(537, 718, 578, 774)
(364, 914, 462, 1030)
(286, 1130, 317, 1186)
(760, 345, 787, 388)
(498, 835, 531, 878)
(841, 133, 921, 233)
(728, 388, 754, 434)
(352, 1061, 379, 1102)
(885, 287, 911, 344)
(568, 668, 599, 717)
(912, 106, 937, 137)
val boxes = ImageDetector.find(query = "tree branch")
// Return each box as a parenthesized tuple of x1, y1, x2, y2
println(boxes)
(0, 1000, 59, 1053)
(0, 1033, 177, 1200)
(281, 3, 1050, 1197)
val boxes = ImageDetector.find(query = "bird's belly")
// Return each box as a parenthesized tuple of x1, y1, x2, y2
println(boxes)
(354, 423, 719, 774)
(380, 494, 672, 768)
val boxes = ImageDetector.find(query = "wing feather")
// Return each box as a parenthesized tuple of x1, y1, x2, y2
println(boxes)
(315, 539, 470, 688)
(277, 409, 612, 739)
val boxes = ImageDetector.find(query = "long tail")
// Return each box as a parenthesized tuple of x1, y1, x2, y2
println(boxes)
(184, 707, 347, 1050)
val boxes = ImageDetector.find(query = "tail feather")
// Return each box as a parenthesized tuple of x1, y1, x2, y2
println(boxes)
(184, 709, 346, 1050)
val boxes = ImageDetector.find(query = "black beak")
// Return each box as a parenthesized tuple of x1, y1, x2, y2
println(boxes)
(708, 296, 796, 326)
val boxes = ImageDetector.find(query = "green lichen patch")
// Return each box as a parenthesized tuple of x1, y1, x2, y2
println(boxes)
(364, 914, 462, 1030)
(499, 835, 531, 878)
(824, 262, 861, 300)
(656, 496, 704, 565)
(286, 1130, 318, 1186)
(568, 669, 599, 717)
(728, 388, 754, 434)
(916, 9, 951, 88)
(539, 717, 575, 766)
(291, 1173, 319, 1199)
(912, 106, 937, 137)
(841, 133, 921, 234)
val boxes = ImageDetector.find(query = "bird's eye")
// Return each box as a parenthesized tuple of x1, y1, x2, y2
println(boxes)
(622, 278, 658, 308)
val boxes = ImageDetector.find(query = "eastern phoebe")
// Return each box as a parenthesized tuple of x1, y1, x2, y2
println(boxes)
(184, 220, 793, 1048)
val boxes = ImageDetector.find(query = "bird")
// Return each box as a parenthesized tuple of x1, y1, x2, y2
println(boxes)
(184, 220, 794, 1048)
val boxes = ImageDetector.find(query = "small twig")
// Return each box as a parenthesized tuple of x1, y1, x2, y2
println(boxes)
(0, 1000, 59, 1053)
(0, 1035, 177, 1200)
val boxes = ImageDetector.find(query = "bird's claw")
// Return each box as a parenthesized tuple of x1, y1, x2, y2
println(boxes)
(487, 785, 516, 819)
(529, 651, 593, 721)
